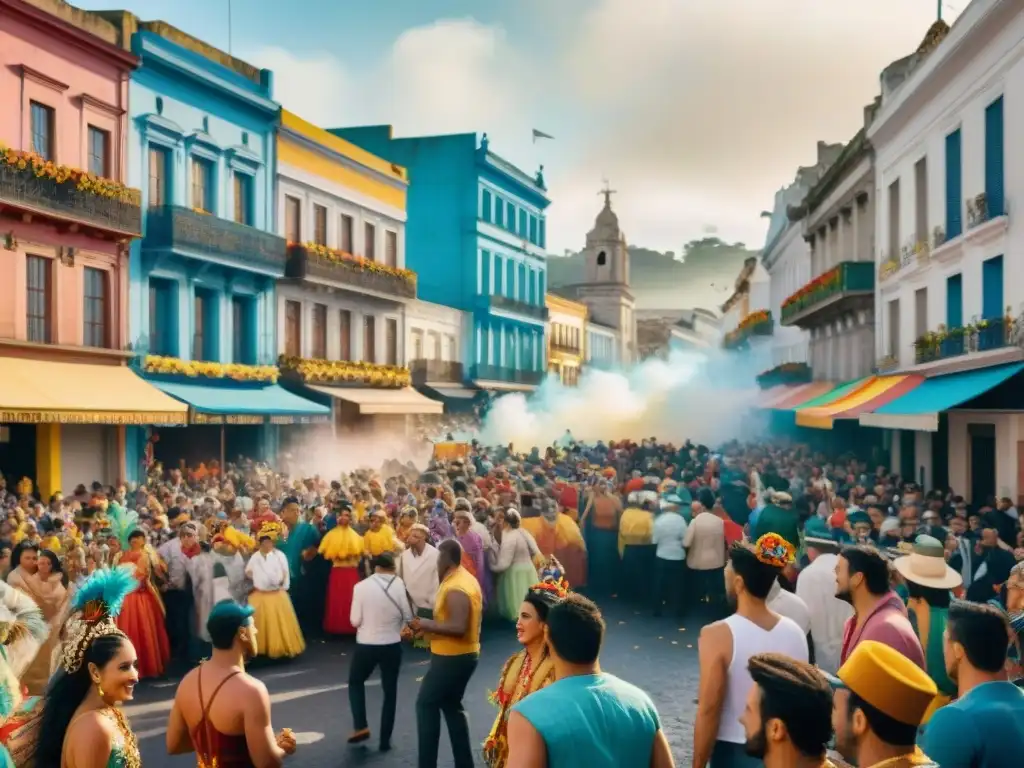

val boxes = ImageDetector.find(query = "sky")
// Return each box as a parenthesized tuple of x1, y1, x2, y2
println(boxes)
(75, 0, 964, 255)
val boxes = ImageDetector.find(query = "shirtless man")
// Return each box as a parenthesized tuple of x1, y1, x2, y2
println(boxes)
(166, 601, 297, 766)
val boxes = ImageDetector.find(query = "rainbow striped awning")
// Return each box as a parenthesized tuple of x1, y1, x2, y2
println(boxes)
(795, 375, 924, 429)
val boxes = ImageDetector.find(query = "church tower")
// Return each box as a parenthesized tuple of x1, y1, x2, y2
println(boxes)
(573, 183, 636, 364)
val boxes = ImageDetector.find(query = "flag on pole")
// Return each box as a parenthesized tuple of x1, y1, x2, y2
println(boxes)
(532, 129, 554, 143)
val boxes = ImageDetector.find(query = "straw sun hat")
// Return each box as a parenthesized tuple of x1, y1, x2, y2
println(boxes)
(892, 535, 962, 590)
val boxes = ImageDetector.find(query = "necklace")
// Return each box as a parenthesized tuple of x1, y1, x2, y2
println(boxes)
(104, 706, 142, 768)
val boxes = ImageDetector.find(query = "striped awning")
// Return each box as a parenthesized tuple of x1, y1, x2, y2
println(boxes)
(796, 375, 923, 429)
(769, 381, 838, 410)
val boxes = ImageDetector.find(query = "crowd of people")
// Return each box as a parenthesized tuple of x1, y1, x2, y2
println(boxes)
(0, 428, 1022, 766)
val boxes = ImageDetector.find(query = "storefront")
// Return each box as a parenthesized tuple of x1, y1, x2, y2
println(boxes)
(0, 357, 188, 498)
(302, 385, 443, 435)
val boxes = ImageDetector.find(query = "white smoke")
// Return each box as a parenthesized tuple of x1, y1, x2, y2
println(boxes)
(477, 347, 766, 449)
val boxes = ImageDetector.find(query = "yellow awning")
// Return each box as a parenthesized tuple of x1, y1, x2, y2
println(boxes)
(0, 358, 188, 425)
(795, 376, 914, 430)
(307, 385, 443, 415)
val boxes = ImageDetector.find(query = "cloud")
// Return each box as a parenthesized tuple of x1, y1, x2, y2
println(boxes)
(245, 46, 353, 127)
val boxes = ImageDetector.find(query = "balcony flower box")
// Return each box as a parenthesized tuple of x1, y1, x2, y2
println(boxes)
(278, 356, 411, 388)
(723, 310, 774, 349)
(912, 314, 1016, 364)
(143, 355, 279, 383)
(286, 242, 416, 299)
(780, 262, 874, 325)
(756, 362, 812, 389)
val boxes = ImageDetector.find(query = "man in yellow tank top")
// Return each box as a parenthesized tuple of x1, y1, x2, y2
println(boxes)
(411, 538, 483, 767)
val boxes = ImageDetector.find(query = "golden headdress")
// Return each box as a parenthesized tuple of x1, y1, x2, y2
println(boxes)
(257, 520, 285, 542)
(222, 525, 255, 553)
(60, 566, 134, 673)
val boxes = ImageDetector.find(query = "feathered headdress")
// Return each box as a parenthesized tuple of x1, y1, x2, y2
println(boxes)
(220, 525, 255, 553)
(105, 501, 140, 551)
(257, 521, 285, 542)
(753, 533, 796, 569)
(530, 556, 570, 604)
(59, 566, 135, 673)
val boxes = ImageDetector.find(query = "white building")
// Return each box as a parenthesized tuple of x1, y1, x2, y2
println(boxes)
(406, 298, 470, 400)
(864, 2, 1024, 501)
(586, 320, 619, 368)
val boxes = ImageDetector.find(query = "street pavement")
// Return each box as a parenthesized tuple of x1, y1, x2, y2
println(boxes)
(129, 595, 706, 766)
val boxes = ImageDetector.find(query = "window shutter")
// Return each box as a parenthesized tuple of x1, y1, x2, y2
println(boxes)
(945, 130, 962, 239)
(985, 97, 1004, 218)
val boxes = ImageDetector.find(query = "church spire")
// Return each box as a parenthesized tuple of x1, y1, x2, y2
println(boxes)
(599, 179, 617, 210)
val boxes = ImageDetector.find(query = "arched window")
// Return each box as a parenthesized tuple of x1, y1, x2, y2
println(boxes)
(597, 251, 607, 266)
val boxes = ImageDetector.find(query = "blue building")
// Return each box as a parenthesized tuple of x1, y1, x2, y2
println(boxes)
(333, 127, 550, 392)
(100, 14, 327, 478)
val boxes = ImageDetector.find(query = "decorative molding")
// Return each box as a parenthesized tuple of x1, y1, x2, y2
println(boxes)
(57, 246, 76, 267)
(280, 126, 408, 192)
(226, 145, 261, 174)
(185, 131, 223, 161)
(15, 64, 69, 92)
(137, 112, 186, 146)
(76, 93, 124, 117)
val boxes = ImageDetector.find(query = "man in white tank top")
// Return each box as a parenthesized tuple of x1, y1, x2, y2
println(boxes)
(692, 534, 808, 768)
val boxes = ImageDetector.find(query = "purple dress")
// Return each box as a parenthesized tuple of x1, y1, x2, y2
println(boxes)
(457, 529, 491, 607)
(428, 510, 454, 545)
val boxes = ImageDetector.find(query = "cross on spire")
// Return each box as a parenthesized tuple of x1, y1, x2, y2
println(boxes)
(599, 179, 617, 208)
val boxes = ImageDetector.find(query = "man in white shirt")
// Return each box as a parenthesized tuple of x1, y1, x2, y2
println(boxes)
(399, 524, 440, 649)
(348, 552, 413, 753)
(683, 491, 727, 615)
(652, 497, 687, 618)
(794, 535, 852, 674)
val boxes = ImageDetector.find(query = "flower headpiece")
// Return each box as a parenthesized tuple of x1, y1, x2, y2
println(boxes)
(222, 525, 256, 552)
(754, 533, 796, 568)
(60, 566, 135, 673)
(257, 521, 285, 542)
(529, 557, 570, 604)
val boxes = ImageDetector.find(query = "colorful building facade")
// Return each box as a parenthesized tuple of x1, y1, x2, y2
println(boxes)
(0, 0, 188, 498)
(275, 110, 440, 438)
(546, 292, 587, 386)
(98, 13, 326, 479)
(333, 127, 550, 393)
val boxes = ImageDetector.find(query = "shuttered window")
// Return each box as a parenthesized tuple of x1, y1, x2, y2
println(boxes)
(945, 129, 962, 239)
(385, 230, 398, 267)
(984, 96, 1004, 219)
(946, 273, 963, 329)
(982, 255, 1003, 321)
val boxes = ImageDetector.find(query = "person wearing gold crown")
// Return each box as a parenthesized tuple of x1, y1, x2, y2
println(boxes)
(483, 560, 569, 768)
(32, 566, 142, 767)
(109, 504, 171, 681)
(244, 522, 305, 659)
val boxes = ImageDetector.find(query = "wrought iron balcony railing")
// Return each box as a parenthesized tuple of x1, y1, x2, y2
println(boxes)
(0, 161, 142, 237)
(913, 316, 1018, 364)
(285, 244, 416, 300)
(410, 359, 464, 383)
(486, 294, 549, 321)
(144, 205, 287, 269)
(471, 364, 544, 385)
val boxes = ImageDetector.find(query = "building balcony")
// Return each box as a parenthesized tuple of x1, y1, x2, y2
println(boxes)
(144, 205, 287, 271)
(410, 359, 464, 384)
(756, 361, 811, 389)
(0, 153, 142, 238)
(875, 355, 899, 373)
(780, 261, 874, 329)
(878, 240, 930, 284)
(471, 364, 544, 386)
(723, 310, 773, 350)
(550, 341, 583, 356)
(483, 293, 549, 321)
(913, 316, 1019, 365)
(285, 243, 416, 300)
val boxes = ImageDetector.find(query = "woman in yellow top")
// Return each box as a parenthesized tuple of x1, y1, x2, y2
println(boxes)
(319, 507, 363, 635)
(363, 509, 400, 558)
(483, 569, 569, 767)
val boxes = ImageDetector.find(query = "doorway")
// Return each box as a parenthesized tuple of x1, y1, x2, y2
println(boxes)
(968, 423, 996, 505)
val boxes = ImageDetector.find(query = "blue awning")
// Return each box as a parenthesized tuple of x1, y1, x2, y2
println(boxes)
(149, 379, 331, 425)
(859, 363, 1024, 432)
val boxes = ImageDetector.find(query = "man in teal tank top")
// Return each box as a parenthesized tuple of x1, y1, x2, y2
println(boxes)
(506, 593, 676, 767)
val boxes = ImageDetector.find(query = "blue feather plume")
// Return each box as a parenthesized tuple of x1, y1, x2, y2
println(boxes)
(70, 566, 137, 621)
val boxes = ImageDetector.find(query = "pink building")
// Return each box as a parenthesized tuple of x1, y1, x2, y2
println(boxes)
(0, 0, 186, 499)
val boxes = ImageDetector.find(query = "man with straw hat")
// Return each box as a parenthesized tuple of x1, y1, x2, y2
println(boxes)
(891, 536, 962, 722)
(828, 640, 939, 767)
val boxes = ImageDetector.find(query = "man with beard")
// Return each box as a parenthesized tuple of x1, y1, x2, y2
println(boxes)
(835, 545, 924, 669)
(919, 600, 1024, 766)
(692, 536, 807, 768)
(166, 601, 297, 765)
(829, 641, 938, 768)
(739, 653, 835, 768)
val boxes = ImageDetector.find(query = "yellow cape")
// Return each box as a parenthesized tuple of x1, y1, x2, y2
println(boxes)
(319, 525, 364, 562)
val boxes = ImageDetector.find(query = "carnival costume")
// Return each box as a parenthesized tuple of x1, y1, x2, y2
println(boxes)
(0, 582, 48, 767)
(55, 567, 142, 768)
(108, 502, 171, 679)
(246, 522, 305, 659)
(319, 520, 364, 635)
(483, 561, 569, 768)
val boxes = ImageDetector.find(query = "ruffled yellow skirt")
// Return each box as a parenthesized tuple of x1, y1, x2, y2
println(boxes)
(249, 590, 306, 659)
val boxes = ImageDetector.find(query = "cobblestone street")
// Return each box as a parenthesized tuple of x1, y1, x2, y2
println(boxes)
(131, 595, 706, 766)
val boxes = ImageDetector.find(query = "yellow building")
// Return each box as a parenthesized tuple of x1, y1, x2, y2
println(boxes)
(545, 293, 588, 386)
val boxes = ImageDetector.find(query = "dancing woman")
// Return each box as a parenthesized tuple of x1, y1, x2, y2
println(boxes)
(483, 564, 569, 767)
(33, 567, 142, 768)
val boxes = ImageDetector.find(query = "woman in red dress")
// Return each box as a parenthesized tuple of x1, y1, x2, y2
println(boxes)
(115, 529, 171, 678)
(318, 507, 364, 635)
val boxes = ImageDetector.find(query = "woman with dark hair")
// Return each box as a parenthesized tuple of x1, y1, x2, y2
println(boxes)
(33, 567, 141, 767)
(9, 545, 66, 695)
(245, 522, 305, 659)
(112, 524, 170, 680)
(489, 509, 542, 622)
(483, 566, 569, 767)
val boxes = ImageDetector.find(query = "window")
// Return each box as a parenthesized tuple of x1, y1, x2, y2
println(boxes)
(481, 189, 492, 222)
(914, 288, 928, 340)
(411, 329, 424, 360)
(30, 102, 54, 161)
(445, 334, 456, 361)
(339, 310, 352, 361)
(193, 292, 206, 361)
(193, 290, 216, 361)
(340, 214, 354, 252)
(364, 222, 376, 260)
(26, 255, 51, 343)
(149, 279, 174, 356)
(945, 129, 962, 239)
(148, 147, 169, 207)
(233, 173, 252, 225)
(385, 318, 398, 365)
(985, 97, 1005, 219)
(428, 331, 441, 361)
(284, 196, 301, 243)
(232, 296, 254, 364)
(506, 201, 515, 231)
(529, 215, 537, 245)
(914, 158, 927, 244)
(363, 315, 376, 363)
(494, 196, 504, 227)
(83, 267, 108, 348)
(385, 230, 398, 268)
(887, 179, 900, 260)
(285, 300, 302, 357)
(982, 255, 1004, 321)
(312, 303, 327, 358)
(87, 126, 109, 177)
(518, 209, 527, 237)
(946, 273, 963, 328)
(191, 157, 212, 213)
(539, 218, 546, 249)
(313, 204, 327, 246)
